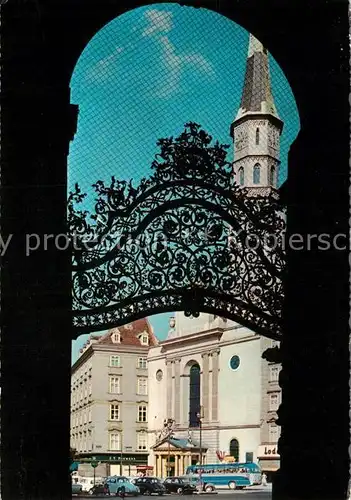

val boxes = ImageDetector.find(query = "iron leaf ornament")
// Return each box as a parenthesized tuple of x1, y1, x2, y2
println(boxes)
(68, 123, 285, 339)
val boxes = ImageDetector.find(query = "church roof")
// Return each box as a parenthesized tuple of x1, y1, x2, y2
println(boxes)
(169, 437, 201, 449)
(235, 34, 281, 122)
(152, 434, 206, 451)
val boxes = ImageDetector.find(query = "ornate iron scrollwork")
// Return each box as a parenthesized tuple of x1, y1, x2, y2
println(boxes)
(69, 122, 285, 339)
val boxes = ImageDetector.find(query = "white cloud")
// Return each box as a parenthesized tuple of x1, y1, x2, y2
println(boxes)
(182, 53, 215, 76)
(85, 45, 130, 83)
(142, 10, 173, 37)
(156, 35, 216, 98)
(85, 8, 215, 93)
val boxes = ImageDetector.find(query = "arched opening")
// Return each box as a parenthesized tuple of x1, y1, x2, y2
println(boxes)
(4, 2, 346, 496)
(253, 163, 261, 184)
(188, 363, 201, 428)
(67, 0, 299, 490)
(255, 127, 260, 145)
(238, 166, 245, 186)
(229, 438, 240, 462)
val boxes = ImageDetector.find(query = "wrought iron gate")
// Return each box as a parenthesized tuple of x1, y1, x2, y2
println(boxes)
(69, 123, 285, 339)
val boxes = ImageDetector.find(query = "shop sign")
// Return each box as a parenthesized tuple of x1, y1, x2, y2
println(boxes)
(257, 445, 280, 458)
(79, 453, 149, 464)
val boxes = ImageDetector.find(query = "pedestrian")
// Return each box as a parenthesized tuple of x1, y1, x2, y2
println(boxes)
(262, 473, 267, 487)
(119, 485, 126, 498)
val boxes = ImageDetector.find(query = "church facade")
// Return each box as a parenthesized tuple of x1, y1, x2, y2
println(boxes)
(147, 34, 283, 480)
(147, 314, 281, 479)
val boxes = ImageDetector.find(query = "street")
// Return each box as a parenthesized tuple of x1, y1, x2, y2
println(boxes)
(74, 487, 272, 500)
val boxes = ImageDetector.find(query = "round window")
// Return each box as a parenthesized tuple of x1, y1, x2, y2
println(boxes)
(230, 355, 240, 370)
(156, 369, 163, 381)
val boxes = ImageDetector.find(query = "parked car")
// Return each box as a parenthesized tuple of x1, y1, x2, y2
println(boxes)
(72, 482, 83, 495)
(133, 477, 166, 495)
(179, 475, 216, 493)
(88, 483, 110, 495)
(163, 477, 197, 495)
(80, 476, 105, 492)
(105, 476, 140, 496)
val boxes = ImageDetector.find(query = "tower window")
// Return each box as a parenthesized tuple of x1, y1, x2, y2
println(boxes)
(253, 164, 261, 184)
(255, 128, 260, 145)
(188, 364, 201, 428)
(270, 166, 275, 186)
(238, 167, 244, 186)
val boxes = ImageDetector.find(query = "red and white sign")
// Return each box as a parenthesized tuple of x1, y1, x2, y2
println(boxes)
(216, 450, 225, 461)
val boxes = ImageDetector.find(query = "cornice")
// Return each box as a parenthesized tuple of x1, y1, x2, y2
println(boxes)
(233, 155, 281, 165)
(148, 333, 260, 363)
(231, 112, 283, 132)
(160, 328, 224, 349)
(72, 344, 150, 373)
(92, 344, 150, 354)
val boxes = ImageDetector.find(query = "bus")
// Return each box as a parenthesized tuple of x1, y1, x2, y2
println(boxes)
(185, 462, 262, 490)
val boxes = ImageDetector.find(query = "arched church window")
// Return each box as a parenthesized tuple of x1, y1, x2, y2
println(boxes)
(188, 364, 201, 428)
(238, 167, 244, 186)
(255, 128, 260, 145)
(270, 166, 275, 185)
(229, 438, 240, 462)
(253, 164, 260, 184)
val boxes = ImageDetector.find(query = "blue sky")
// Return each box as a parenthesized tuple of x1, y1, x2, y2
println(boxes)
(69, 3, 300, 364)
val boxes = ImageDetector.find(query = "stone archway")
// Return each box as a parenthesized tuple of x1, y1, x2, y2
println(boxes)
(1, 2, 348, 500)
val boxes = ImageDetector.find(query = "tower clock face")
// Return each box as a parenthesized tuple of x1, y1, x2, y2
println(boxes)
(268, 127, 278, 149)
(235, 130, 247, 150)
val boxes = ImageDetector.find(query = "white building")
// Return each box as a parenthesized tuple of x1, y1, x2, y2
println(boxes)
(147, 314, 278, 477)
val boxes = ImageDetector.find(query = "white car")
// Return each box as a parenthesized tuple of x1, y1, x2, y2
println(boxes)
(78, 476, 105, 492)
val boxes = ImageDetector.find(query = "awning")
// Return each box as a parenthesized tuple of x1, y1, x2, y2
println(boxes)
(70, 462, 79, 472)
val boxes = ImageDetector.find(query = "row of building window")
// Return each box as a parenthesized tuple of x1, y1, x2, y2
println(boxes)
(111, 331, 149, 346)
(110, 356, 147, 369)
(110, 404, 148, 423)
(71, 357, 147, 388)
(71, 408, 92, 427)
(72, 404, 148, 427)
(238, 164, 275, 186)
(108, 376, 148, 395)
(71, 377, 148, 405)
(71, 431, 148, 453)
(71, 384, 92, 404)
(71, 365, 92, 387)
(109, 431, 148, 451)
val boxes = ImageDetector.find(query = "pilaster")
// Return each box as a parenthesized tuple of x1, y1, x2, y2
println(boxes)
(174, 358, 181, 423)
(210, 350, 220, 422)
(201, 352, 210, 422)
(166, 361, 173, 419)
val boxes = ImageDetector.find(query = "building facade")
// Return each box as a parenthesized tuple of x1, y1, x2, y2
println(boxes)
(258, 338, 282, 480)
(70, 318, 158, 477)
(147, 315, 281, 479)
(147, 314, 262, 476)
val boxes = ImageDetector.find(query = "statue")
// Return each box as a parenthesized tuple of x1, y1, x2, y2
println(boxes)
(166, 316, 177, 339)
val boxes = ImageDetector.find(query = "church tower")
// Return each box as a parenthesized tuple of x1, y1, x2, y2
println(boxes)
(230, 34, 284, 197)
